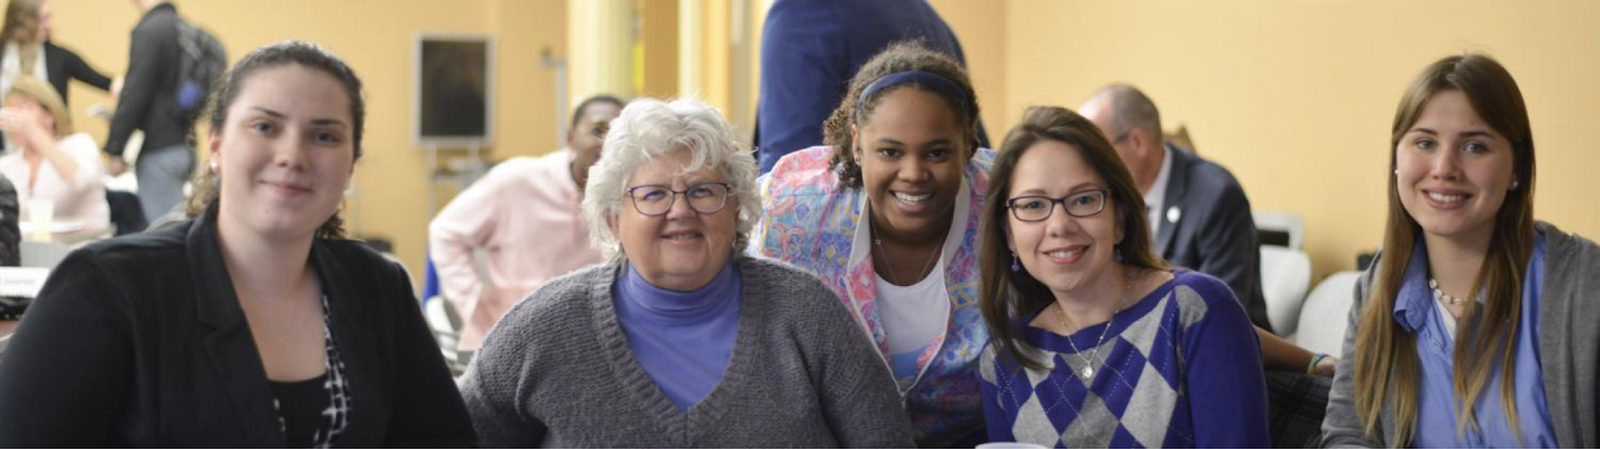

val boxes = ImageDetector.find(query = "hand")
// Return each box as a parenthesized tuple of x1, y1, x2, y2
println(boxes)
(1314, 355, 1338, 377)
(107, 157, 128, 176)
(0, 109, 42, 143)
(111, 76, 125, 99)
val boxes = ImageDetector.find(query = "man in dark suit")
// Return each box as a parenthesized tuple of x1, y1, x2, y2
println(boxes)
(754, 0, 988, 174)
(1080, 84, 1335, 447)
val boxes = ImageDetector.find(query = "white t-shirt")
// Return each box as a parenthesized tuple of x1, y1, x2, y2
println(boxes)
(874, 256, 949, 384)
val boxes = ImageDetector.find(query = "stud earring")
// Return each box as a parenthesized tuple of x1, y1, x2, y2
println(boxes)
(1511, 181, 1520, 190)
(208, 160, 219, 173)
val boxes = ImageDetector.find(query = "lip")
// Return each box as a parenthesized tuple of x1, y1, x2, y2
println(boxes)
(1040, 244, 1089, 266)
(261, 180, 312, 196)
(1420, 187, 1472, 211)
(659, 229, 704, 243)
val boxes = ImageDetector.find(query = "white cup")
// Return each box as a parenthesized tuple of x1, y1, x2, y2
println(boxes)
(976, 443, 1048, 449)
(27, 199, 52, 242)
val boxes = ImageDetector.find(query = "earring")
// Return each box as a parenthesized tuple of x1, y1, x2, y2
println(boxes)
(208, 159, 219, 173)
(1114, 245, 1124, 263)
(1010, 253, 1020, 272)
(1511, 181, 1520, 190)
(1393, 169, 1399, 176)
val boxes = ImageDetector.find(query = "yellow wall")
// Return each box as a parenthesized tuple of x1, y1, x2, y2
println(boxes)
(999, 0, 1600, 280)
(49, 0, 568, 285)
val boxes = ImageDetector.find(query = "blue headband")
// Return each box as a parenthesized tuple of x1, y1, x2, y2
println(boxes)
(854, 70, 971, 119)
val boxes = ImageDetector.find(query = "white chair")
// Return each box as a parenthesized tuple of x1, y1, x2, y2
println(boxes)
(1260, 246, 1311, 336)
(1254, 211, 1305, 250)
(1293, 270, 1363, 356)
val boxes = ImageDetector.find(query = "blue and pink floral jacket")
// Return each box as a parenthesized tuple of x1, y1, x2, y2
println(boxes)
(751, 145, 995, 445)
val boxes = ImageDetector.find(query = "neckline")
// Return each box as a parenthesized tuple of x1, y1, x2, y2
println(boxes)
(1019, 270, 1179, 353)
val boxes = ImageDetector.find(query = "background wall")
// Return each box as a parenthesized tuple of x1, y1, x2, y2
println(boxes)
(49, 0, 567, 285)
(986, 1, 1599, 280)
(39, 0, 1600, 287)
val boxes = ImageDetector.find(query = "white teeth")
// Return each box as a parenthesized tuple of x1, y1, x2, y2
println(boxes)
(893, 192, 932, 203)
(1428, 192, 1465, 203)
(1045, 249, 1084, 258)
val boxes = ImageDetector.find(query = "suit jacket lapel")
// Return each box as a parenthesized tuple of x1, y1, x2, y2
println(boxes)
(309, 241, 383, 443)
(1155, 143, 1189, 257)
(186, 210, 285, 447)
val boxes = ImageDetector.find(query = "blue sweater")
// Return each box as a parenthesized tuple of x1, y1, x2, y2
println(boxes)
(613, 262, 742, 410)
(979, 270, 1270, 447)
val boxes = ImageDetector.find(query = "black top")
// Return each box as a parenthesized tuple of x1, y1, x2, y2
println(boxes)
(104, 3, 188, 156)
(0, 206, 475, 446)
(271, 374, 331, 448)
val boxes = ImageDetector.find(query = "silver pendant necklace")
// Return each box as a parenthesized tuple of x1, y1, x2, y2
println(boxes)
(871, 220, 945, 285)
(1056, 273, 1133, 381)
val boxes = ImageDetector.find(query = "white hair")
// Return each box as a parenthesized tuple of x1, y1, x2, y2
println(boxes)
(580, 98, 761, 260)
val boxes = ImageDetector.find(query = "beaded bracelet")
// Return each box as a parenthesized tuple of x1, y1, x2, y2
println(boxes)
(1306, 353, 1329, 374)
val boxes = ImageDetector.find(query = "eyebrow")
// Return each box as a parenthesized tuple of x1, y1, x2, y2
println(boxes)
(1409, 127, 1495, 139)
(1015, 182, 1101, 196)
(248, 106, 349, 129)
(872, 137, 954, 146)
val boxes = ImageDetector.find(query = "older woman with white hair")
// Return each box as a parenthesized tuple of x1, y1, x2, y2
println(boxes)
(459, 98, 914, 448)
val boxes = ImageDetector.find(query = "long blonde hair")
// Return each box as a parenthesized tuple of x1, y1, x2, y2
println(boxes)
(0, 0, 42, 74)
(1354, 53, 1536, 445)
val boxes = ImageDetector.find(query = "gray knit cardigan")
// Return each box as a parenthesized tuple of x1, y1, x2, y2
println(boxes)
(459, 256, 916, 447)
(1322, 221, 1600, 447)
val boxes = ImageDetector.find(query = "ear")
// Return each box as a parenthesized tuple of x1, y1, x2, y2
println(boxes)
(207, 128, 223, 168)
(851, 124, 862, 159)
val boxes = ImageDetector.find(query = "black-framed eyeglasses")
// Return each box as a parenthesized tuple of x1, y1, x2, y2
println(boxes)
(1006, 189, 1109, 222)
(626, 182, 733, 216)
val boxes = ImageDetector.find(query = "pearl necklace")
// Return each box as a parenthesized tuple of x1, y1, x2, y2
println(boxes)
(1429, 278, 1464, 305)
(1056, 275, 1132, 381)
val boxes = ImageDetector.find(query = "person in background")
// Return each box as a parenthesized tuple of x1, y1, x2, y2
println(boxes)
(1080, 84, 1335, 445)
(1322, 53, 1600, 447)
(752, 41, 990, 446)
(429, 95, 622, 351)
(977, 105, 1269, 447)
(755, 0, 987, 174)
(461, 98, 912, 447)
(0, 75, 108, 240)
(103, 0, 193, 224)
(0, 41, 475, 446)
(0, 0, 111, 108)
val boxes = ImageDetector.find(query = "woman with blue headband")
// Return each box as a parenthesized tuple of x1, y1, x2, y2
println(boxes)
(751, 41, 991, 446)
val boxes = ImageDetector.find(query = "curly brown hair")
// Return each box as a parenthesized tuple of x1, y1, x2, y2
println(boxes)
(822, 40, 980, 188)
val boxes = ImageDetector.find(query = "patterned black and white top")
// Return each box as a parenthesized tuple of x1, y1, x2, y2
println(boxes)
(269, 295, 352, 448)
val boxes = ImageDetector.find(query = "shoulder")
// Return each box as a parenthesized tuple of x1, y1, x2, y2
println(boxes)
(1537, 221, 1600, 299)
(737, 256, 850, 319)
(1176, 148, 1249, 202)
(492, 262, 615, 338)
(766, 146, 841, 188)
(1166, 270, 1242, 312)
(483, 155, 552, 183)
(75, 223, 188, 268)
(59, 133, 99, 153)
(317, 238, 408, 279)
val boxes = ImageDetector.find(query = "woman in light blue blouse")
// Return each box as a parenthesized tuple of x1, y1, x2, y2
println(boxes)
(1321, 53, 1600, 447)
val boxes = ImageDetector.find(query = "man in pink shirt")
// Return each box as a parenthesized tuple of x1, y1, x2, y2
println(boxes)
(429, 95, 622, 350)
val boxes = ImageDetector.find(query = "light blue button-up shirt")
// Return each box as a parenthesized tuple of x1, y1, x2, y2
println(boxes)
(1393, 234, 1555, 447)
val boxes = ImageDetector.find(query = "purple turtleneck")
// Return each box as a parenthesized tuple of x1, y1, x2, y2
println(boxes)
(613, 262, 742, 410)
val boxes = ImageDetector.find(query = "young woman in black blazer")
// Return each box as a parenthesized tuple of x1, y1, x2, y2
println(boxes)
(0, 41, 475, 447)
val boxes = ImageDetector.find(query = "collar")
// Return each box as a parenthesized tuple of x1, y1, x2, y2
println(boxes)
(616, 261, 739, 324)
(1144, 144, 1173, 210)
(847, 173, 971, 270)
(1392, 238, 1442, 332)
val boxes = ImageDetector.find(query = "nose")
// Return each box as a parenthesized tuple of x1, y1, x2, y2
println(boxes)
(1428, 147, 1460, 181)
(1042, 201, 1082, 238)
(664, 190, 696, 220)
(272, 133, 308, 170)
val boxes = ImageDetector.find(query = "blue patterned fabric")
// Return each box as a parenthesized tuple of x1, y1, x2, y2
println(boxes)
(980, 271, 1270, 448)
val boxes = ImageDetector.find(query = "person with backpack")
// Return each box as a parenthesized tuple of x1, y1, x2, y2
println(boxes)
(104, 0, 217, 226)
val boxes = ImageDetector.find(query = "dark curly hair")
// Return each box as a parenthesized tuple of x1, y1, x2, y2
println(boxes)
(187, 41, 366, 239)
(822, 40, 980, 188)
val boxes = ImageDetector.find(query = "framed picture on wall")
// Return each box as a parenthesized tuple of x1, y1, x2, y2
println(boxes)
(415, 34, 495, 147)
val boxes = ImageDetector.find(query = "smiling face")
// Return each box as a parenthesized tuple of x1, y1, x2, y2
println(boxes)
(853, 87, 968, 241)
(1395, 90, 1516, 247)
(614, 149, 739, 291)
(210, 64, 355, 241)
(1006, 139, 1124, 298)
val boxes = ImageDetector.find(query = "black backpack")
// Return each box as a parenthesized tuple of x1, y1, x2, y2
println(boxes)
(173, 18, 226, 121)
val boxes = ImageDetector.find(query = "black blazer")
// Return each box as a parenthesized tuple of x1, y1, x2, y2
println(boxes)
(0, 209, 475, 446)
(1153, 144, 1272, 332)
